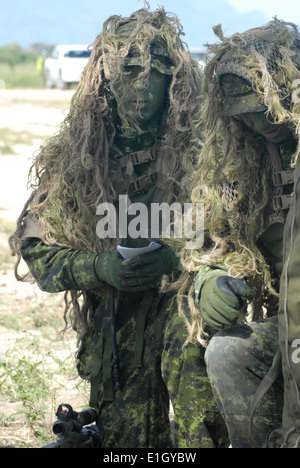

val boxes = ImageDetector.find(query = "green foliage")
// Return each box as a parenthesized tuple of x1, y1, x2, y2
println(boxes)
(0, 41, 54, 68)
(0, 41, 54, 88)
(0, 127, 48, 154)
(0, 42, 26, 68)
(0, 62, 45, 88)
(0, 335, 55, 445)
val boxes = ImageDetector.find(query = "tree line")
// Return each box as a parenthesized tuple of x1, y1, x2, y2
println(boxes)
(0, 42, 54, 69)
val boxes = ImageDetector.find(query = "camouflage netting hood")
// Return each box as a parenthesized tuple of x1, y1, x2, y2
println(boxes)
(213, 19, 300, 118)
(176, 18, 300, 346)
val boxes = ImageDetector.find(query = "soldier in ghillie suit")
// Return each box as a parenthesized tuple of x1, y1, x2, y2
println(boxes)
(9, 7, 228, 448)
(177, 18, 300, 447)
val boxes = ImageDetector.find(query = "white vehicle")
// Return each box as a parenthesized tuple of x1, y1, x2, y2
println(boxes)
(189, 48, 211, 69)
(43, 44, 91, 89)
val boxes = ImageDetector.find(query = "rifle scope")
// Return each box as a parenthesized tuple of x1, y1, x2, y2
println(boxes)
(52, 404, 97, 437)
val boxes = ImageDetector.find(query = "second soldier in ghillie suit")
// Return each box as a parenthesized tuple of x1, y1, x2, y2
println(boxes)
(177, 18, 300, 447)
(9, 7, 228, 448)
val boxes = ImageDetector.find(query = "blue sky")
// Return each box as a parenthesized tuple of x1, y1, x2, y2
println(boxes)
(1, 0, 300, 49)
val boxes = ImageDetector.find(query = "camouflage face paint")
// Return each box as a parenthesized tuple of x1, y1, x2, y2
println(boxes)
(114, 65, 168, 130)
(239, 111, 293, 143)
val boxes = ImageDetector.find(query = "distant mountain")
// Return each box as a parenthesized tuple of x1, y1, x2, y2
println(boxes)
(1, 0, 269, 49)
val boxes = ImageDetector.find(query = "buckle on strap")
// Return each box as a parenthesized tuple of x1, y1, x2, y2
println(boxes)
(129, 173, 156, 194)
(129, 150, 156, 166)
(273, 194, 293, 210)
(272, 169, 294, 187)
(112, 150, 156, 169)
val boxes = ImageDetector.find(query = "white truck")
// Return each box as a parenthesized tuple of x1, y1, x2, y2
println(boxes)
(189, 48, 210, 69)
(43, 44, 91, 89)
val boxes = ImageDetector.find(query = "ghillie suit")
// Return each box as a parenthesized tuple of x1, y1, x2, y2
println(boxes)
(177, 18, 300, 347)
(176, 19, 300, 447)
(9, 7, 228, 448)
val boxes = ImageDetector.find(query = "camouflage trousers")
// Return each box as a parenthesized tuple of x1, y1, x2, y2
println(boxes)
(78, 290, 228, 448)
(205, 316, 284, 448)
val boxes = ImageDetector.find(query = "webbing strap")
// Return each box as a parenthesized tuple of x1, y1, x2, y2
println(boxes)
(89, 289, 157, 408)
(114, 149, 156, 169)
(89, 329, 104, 408)
(89, 317, 115, 407)
(110, 286, 121, 393)
(102, 319, 114, 402)
(248, 348, 282, 448)
(134, 289, 157, 367)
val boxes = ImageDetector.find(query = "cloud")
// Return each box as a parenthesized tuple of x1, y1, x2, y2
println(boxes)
(225, 0, 300, 23)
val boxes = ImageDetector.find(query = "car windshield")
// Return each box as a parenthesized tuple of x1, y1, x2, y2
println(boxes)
(64, 50, 91, 58)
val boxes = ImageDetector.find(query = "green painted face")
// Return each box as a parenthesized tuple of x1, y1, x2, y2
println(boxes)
(239, 111, 292, 143)
(115, 65, 168, 130)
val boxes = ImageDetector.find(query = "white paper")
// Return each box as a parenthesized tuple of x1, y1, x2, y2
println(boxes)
(117, 242, 162, 259)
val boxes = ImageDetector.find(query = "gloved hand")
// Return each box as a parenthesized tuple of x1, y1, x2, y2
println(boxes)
(95, 246, 179, 291)
(95, 250, 128, 290)
(198, 271, 253, 330)
(119, 245, 179, 288)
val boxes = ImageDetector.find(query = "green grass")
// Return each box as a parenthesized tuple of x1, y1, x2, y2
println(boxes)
(0, 337, 54, 444)
(0, 217, 88, 447)
(0, 62, 79, 89)
(0, 127, 49, 155)
(0, 62, 44, 89)
(0, 218, 16, 235)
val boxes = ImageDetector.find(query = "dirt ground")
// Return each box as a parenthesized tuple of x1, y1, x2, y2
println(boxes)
(0, 88, 89, 447)
(0, 88, 74, 221)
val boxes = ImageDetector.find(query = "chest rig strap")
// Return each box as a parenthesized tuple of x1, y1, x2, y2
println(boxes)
(268, 143, 295, 212)
(224, 142, 295, 242)
(109, 145, 170, 197)
(272, 168, 294, 210)
(116, 149, 157, 171)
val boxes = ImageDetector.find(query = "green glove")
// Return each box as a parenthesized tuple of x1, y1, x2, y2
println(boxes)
(119, 245, 179, 288)
(95, 246, 179, 291)
(196, 270, 253, 330)
(95, 250, 128, 290)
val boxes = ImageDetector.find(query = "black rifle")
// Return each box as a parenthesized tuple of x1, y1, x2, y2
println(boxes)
(42, 403, 101, 448)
